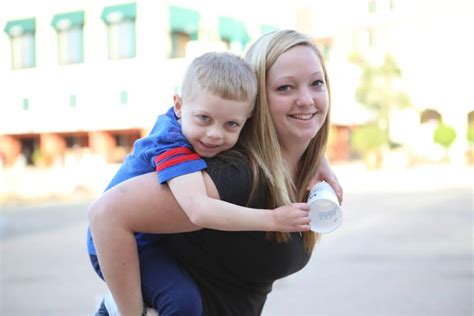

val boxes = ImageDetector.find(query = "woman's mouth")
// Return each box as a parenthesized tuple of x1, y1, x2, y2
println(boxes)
(289, 112, 317, 120)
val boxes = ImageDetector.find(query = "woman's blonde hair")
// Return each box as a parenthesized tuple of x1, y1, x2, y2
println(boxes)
(240, 30, 331, 252)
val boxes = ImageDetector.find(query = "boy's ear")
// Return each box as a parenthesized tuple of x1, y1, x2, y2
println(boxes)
(173, 95, 183, 118)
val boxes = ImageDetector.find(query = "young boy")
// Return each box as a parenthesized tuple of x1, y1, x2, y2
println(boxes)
(88, 52, 311, 315)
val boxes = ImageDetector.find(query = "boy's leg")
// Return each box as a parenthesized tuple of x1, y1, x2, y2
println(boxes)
(89, 226, 144, 316)
(139, 244, 203, 316)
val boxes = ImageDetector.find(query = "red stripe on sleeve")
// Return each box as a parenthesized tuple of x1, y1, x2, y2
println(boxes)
(155, 153, 201, 172)
(154, 147, 194, 165)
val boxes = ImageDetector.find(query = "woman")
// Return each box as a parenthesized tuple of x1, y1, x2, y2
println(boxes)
(89, 29, 341, 315)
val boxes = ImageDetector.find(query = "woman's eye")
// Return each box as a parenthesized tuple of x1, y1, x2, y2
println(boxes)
(312, 80, 324, 87)
(197, 115, 210, 122)
(276, 85, 291, 92)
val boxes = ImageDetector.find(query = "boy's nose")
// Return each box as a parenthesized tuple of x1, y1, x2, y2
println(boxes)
(206, 128, 224, 139)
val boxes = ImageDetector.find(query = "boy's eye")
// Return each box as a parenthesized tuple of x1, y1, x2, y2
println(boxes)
(197, 115, 210, 122)
(312, 80, 324, 87)
(225, 121, 239, 128)
(276, 85, 291, 92)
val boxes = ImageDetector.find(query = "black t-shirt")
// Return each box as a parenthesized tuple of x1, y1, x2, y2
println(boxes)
(162, 152, 312, 315)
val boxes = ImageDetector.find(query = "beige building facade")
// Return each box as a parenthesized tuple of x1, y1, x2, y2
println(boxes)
(1, 0, 473, 170)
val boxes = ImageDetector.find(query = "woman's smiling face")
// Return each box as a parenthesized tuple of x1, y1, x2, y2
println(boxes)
(266, 45, 329, 149)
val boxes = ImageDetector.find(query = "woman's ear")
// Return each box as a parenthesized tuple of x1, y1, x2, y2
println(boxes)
(173, 95, 183, 118)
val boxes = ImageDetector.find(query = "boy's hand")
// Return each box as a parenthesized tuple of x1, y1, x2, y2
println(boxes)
(272, 203, 311, 232)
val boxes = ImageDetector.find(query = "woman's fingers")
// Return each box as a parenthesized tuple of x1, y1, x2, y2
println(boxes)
(324, 176, 343, 204)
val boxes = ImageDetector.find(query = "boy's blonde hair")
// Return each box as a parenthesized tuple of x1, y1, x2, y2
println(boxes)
(180, 52, 257, 107)
(241, 30, 331, 252)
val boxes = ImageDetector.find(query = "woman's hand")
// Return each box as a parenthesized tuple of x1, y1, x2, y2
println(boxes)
(307, 157, 343, 204)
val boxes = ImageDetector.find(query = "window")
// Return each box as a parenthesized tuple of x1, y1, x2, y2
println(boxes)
(420, 109, 442, 124)
(169, 6, 200, 58)
(358, 28, 376, 50)
(65, 133, 89, 148)
(70, 94, 77, 108)
(368, 0, 377, 13)
(22, 98, 30, 110)
(218, 17, 249, 52)
(4, 18, 36, 69)
(171, 32, 191, 58)
(315, 37, 333, 61)
(120, 91, 128, 105)
(101, 3, 137, 60)
(51, 11, 84, 65)
(19, 136, 40, 165)
(368, 28, 375, 48)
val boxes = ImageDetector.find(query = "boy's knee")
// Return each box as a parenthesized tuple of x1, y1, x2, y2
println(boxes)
(88, 200, 106, 230)
(88, 197, 118, 229)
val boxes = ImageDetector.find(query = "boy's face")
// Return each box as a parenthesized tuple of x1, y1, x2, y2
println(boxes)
(174, 91, 252, 158)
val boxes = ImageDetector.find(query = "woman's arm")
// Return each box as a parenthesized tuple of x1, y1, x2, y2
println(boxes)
(168, 171, 310, 232)
(90, 171, 204, 234)
(88, 171, 214, 315)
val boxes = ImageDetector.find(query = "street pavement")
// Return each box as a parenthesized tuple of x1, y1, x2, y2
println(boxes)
(1, 163, 473, 316)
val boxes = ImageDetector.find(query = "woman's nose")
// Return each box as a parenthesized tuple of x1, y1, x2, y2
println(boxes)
(296, 88, 314, 107)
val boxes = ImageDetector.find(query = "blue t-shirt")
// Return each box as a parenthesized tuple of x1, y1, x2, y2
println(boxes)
(87, 107, 207, 255)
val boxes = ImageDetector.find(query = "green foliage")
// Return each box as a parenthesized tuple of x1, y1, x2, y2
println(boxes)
(352, 53, 409, 111)
(351, 124, 388, 153)
(349, 52, 411, 143)
(433, 124, 456, 149)
(466, 124, 474, 144)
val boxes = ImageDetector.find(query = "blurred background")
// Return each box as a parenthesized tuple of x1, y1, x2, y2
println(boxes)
(0, 0, 472, 315)
(1, 0, 473, 199)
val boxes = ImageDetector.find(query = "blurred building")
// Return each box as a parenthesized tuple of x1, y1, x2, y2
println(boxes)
(1, 0, 473, 170)
(0, 0, 288, 168)
(300, 0, 474, 164)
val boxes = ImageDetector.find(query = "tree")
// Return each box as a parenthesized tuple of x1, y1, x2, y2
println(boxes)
(434, 124, 456, 148)
(351, 124, 388, 153)
(351, 123, 388, 169)
(434, 124, 456, 161)
(349, 52, 411, 145)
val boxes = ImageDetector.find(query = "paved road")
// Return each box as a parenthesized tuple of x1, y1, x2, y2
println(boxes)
(1, 164, 473, 315)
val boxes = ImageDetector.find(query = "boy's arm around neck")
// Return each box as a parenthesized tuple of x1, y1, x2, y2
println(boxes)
(168, 171, 277, 231)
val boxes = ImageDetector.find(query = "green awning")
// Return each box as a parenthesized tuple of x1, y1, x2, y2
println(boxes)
(218, 17, 249, 46)
(261, 24, 279, 35)
(101, 3, 136, 24)
(4, 18, 36, 36)
(51, 11, 84, 30)
(169, 6, 200, 38)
